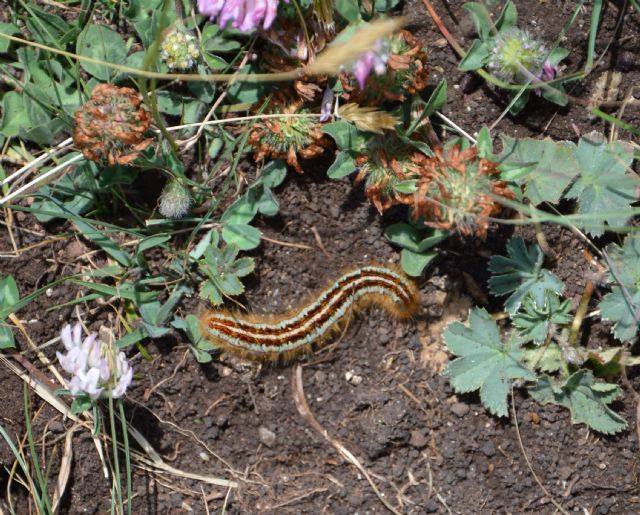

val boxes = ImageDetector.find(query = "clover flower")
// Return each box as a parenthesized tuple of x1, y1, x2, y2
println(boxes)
(158, 180, 193, 219)
(57, 323, 133, 400)
(160, 27, 200, 70)
(73, 84, 152, 166)
(487, 28, 547, 84)
(351, 39, 390, 89)
(198, 0, 285, 33)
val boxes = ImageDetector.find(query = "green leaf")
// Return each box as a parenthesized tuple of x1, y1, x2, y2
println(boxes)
(476, 126, 493, 158)
(73, 219, 133, 267)
(76, 25, 127, 81)
(489, 237, 564, 314)
(0, 325, 15, 349)
(197, 242, 255, 305)
(458, 39, 492, 71)
(385, 222, 449, 253)
(222, 223, 261, 250)
(422, 79, 447, 118)
(334, 0, 361, 22)
(528, 370, 626, 434)
(598, 236, 640, 341)
(327, 151, 357, 179)
(322, 120, 370, 152)
(444, 308, 536, 417)
(0, 275, 19, 308)
(512, 293, 572, 344)
(462, 2, 494, 40)
(495, 0, 517, 31)
(400, 249, 437, 277)
(0, 92, 30, 138)
(497, 136, 578, 204)
(0, 23, 20, 52)
(564, 132, 638, 236)
(523, 341, 564, 373)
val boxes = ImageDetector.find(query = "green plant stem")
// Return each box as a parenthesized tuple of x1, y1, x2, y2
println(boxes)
(109, 393, 124, 515)
(119, 400, 132, 515)
(586, 0, 602, 70)
(23, 384, 53, 514)
(138, 0, 179, 155)
(0, 31, 299, 83)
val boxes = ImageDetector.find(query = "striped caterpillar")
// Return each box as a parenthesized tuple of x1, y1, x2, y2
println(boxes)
(200, 264, 420, 363)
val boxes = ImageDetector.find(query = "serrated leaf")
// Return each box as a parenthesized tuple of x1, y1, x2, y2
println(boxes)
(523, 341, 564, 373)
(512, 293, 572, 344)
(599, 236, 640, 341)
(528, 370, 626, 434)
(489, 238, 564, 314)
(564, 132, 638, 236)
(497, 136, 578, 205)
(444, 308, 536, 417)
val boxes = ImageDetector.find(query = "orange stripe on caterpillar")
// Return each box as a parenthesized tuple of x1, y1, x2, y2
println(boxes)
(200, 264, 420, 363)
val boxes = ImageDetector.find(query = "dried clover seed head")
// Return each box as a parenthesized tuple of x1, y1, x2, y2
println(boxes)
(487, 28, 547, 84)
(248, 92, 333, 173)
(160, 27, 200, 70)
(73, 84, 152, 166)
(354, 138, 423, 214)
(406, 145, 515, 238)
(159, 180, 193, 219)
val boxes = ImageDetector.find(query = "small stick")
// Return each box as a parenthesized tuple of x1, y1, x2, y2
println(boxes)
(511, 388, 569, 515)
(291, 364, 402, 515)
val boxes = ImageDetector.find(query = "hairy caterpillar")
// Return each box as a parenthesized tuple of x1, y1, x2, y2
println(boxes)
(200, 264, 420, 363)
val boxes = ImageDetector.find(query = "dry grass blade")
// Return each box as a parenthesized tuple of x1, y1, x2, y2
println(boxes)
(291, 364, 402, 515)
(305, 17, 406, 76)
(511, 387, 569, 515)
(51, 425, 77, 513)
(338, 103, 399, 133)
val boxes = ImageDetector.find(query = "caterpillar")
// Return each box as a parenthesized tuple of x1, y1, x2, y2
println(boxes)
(200, 264, 420, 363)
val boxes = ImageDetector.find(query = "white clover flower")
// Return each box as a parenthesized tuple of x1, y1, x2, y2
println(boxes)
(57, 323, 133, 400)
(160, 28, 200, 71)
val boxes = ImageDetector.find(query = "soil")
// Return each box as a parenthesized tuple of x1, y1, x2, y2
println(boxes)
(2, 1, 640, 514)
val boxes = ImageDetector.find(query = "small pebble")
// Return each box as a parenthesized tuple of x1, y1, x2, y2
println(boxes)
(409, 429, 429, 449)
(258, 426, 276, 448)
(450, 402, 470, 417)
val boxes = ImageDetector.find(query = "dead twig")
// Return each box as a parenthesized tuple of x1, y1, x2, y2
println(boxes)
(511, 388, 569, 515)
(290, 363, 402, 515)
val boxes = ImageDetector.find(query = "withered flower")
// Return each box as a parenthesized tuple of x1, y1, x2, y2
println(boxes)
(261, 16, 331, 101)
(340, 30, 429, 105)
(404, 145, 514, 238)
(248, 92, 333, 173)
(354, 137, 423, 213)
(73, 84, 153, 166)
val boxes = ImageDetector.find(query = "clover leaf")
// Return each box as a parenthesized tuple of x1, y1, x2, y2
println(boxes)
(528, 370, 626, 434)
(444, 308, 536, 417)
